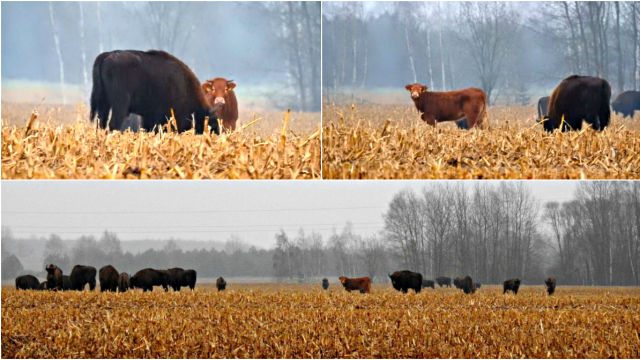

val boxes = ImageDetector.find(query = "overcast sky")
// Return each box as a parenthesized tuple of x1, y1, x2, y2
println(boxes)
(1, 180, 577, 248)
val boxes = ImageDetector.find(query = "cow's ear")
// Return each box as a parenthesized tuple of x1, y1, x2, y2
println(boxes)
(404, 84, 413, 91)
(227, 82, 236, 90)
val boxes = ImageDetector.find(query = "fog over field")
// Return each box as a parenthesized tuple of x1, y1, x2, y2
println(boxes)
(323, 1, 640, 104)
(1, 1, 320, 112)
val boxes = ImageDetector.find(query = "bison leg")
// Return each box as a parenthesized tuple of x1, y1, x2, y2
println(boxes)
(89, 280, 96, 291)
(599, 104, 611, 129)
(97, 109, 110, 129)
(108, 94, 131, 131)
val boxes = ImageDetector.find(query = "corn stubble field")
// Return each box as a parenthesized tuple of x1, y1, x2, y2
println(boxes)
(1, 103, 320, 179)
(2, 284, 639, 358)
(323, 103, 640, 179)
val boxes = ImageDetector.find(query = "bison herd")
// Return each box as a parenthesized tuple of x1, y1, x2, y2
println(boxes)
(407, 75, 640, 131)
(15, 264, 221, 293)
(334, 271, 558, 296)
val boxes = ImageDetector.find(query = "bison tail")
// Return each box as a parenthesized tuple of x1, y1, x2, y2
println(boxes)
(90, 52, 110, 124)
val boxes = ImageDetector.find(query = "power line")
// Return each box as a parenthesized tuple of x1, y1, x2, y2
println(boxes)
(2, 205, 385, 215)
(5, 221, 384, 230)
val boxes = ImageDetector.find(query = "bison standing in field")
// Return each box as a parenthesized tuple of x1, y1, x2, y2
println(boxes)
(322, 278, 329, 290)
(130, 268, 169, 292)
(460, 276, 476, 294)
(611, 90, 640, 118)
(543, 75, 611, 132)
(216, 277, 227, 291)
(422, 279, 435, 289)
(15, 275, 40, 290)
(162, 268, 196, 291)
(338, 276, 371, 294)
(99, 265, 119, 292)
(90, 50, 219, 134)
(70, 265, 97, 291)
(118, 272, 130, 292)
(545, 277, 556, 296)
(436, 276, 452, 287)
(202, 77, 239, 131)
(405, 83, 488, 129)
(389, 270, 423, 294)
(503, 278, 521, 295)
(182, 269, 197, 290)
(45, 264, 63, 291)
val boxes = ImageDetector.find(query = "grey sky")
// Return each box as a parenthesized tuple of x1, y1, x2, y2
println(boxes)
(1, 180, 578, 248)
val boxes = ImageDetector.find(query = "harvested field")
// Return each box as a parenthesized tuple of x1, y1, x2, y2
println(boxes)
(2, 284, 639, 358)
(322, 103, 640, 179)
(1, 103, 320, 179)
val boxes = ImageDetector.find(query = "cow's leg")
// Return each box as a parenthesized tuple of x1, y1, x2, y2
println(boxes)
(421, 113, 436, 126)
(464, 109, 481, 129)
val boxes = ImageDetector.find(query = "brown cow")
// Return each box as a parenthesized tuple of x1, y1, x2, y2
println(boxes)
(202, 78, 239, 131)
(338, 276, 371, 293)
(405, 83, 488, 129)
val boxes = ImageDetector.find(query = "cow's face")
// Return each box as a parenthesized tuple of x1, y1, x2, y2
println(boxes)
(202, 78, 236, 110)
(338, 276, 347, 285)
(405, 83, 428, 99)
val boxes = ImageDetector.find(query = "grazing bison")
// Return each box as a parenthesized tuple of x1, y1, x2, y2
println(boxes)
(543, 75, 611, 132)
(405, 83, 488, 129)
(62, 275, 72, 291)
(99, 265, 119, 292)
(422, 279, 435, 289)
(537, 96, 550, 120)
(130, 268, 169, 292)
(163, 268, 195, 291)
(216, 277, 227, 291)
(70, 265, 97, 291)
(389, 270, 423, 294)
(182, 269, 197, 290)
(545, 277, 556, 296)
(435, 276, 452, 287)
(338, 276, 371, 294)
(460, 276, 476, 294)
(503, 278, 521, 295)
(322, 278, 329, 290)
(118, 272, 130, 292)
(15, 275, 40, 290)
(45, 264, 63, 291)
(202, 78, 239, 130)
(90, 50, 219, 134)
(611, 90, 640, 118)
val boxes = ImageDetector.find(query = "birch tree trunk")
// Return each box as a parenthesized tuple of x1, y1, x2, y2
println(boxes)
(96, 2, 104, 53)
(439, 29, 446, 90)
(78, 2, 89, 94)
(48, 2, 66, 105)
(425, 27, 434, 89)
(404, 26, 418, 83)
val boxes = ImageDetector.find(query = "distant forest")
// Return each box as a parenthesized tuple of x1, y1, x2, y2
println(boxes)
(3, 182, 639, 286)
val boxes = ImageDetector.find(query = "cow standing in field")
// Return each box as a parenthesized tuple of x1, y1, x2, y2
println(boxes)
(545, 277, 556, 296)
(90, 50, 219, 134)
(389, 270, 423, 294)
(611, 90, 640, 118)
(435, 276, 452, 287)
(405, 83, 488, 129)
(543, 75, 611, 132)
(202, 78, 239, 131)
(338, 276, 371, 293)
(503, 278, 521, 295)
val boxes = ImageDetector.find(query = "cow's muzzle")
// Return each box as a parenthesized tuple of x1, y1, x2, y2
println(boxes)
(214, 97, 225, 105)
(411, 92, 420, 99)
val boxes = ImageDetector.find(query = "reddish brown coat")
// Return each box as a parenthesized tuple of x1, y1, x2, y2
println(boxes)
(405, 83, 488, 129)
(338, 276, 371, 293)
(202, 78, 239, 130)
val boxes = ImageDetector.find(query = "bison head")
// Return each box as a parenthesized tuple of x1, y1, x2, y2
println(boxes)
(202, 78, 236, 115)
(405, 83, 428, 99)
(45, 264, 57, 274)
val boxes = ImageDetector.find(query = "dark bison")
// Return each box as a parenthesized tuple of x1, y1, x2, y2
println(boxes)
(422, 279, 435, 289)
(322, 278, 329, 290)
(202, 77, 239, 131)
(90, 50, 219, 134)
(181, 269, 197, 290)
(545, 277, 556, 296)
(70, 265, 97, 291)
(99, 265, 119, 292)
(389, 270, 423, 294)
(15, 275, 40, 290)
(62, 275, 72, 291)
(216, 277, 227, 291)
(453, 276, 463, 289)
(503, 278, 521, 295)
(338, 276, 371, 293)
(163, 268, 196, 291)
(45, 264, 63, 291)
(435, 276, 452, 287)
(543, 75, 611, 132)
(130, 268, 169, 292)
(118, 272, 130, 292)
(405, 83, 488, 129)
(611, 90, 640, 118)
(537, 96, 550, 120)
(460, 276, 476, 294)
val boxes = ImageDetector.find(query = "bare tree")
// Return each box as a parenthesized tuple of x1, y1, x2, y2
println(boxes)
(48, 2, 66, 104)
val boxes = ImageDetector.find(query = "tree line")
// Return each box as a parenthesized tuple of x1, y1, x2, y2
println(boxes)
(323, 2, 640, 104)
